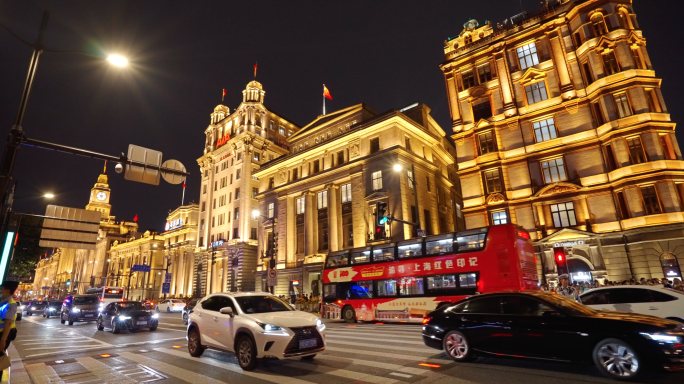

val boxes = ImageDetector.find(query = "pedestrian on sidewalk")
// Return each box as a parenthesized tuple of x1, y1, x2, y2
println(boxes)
(0, 280, 19, 377)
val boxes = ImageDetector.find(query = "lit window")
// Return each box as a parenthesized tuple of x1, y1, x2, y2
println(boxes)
(234, 208, 239, 220)
(550, 202, 577, 228)
(491, 211, 507, 225)
(407, 170, 414, 189)
(267, 203, 274, 218)
(254, 152, 260, 161)
(525, 81, 548, 104)
(478, 63, 492, 83)
(640, 186, 661, 215)
(372, 171, 383, 191)
(517, 43, 539, 70)
(483, 170, 502, 194)
(317, 190, 328, 209)
(341, 183, 352, 203)
(602, 52, 620, 75)
(631, 48, 645, 70)
(613, 93, 632, 118)
(533, 118, 557, 142)
(462, 69, 475, 90)
(541, 158, 567, 184)
(477, 131, 496, 155)
(627, 137, 647, 164)
(296, 197, 306, 215)
(279, 127, 285, 135)
(236, 169, 241, 180)
(235, 188, 240, 200)
(591, 13, 608, 37)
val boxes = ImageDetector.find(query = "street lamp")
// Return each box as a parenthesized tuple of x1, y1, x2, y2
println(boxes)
(43, 193, 54, 198)
(393, 163, 422, 237)
(106, 55, 128, 67)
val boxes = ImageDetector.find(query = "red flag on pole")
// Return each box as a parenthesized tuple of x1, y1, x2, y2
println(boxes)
(254, 62, 258, 78)
(182, 181, 186, 188)
(222, 89, 226, 101)
(323, 85, 333, 100)
(133, 214, 138, 222)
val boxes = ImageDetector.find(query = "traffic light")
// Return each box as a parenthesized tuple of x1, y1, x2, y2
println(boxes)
(553, 247, 568, 275)
(376, 202, 388, 225)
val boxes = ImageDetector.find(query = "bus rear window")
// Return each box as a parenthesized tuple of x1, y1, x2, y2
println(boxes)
(456, 228, 487, 251)
(104, 289, 123, 299)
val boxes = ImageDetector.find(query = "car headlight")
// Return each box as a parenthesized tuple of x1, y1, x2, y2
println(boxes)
(151, 314, 159, 319)
(257, 322, 289, 335)
(71, 308, 80, 313)
(118, 316, 131, 321)
(48, 308, 55, 311)
(316, 319, 326, 332)
(19, 305, 25, 310)
(31, 307, 36, 310)
(641, 332, 683, 343)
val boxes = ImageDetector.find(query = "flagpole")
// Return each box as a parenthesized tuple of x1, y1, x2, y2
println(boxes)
(323, 84, 326, 115)
(181, 185, 186, 206)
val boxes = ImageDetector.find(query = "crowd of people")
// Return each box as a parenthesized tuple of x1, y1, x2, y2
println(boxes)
(541, 274, 684, 304)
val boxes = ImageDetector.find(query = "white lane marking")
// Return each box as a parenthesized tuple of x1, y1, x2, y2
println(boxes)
(155, 327, 185, 332)
(326, 330, 422, 339)
(324, 346, 450, 362)
(390, 372, 412, 378)
(284, 361, 399, 384)
(119, 352, 227, 384)
(326, 339, 437, 353)
(23, 363, 65, 384)
(325, 334, 426, 345)
(155, 347, 317, 384)
(76, 357, 138, 384)
(112, 337, 186, 348)
(158, 322, 185, 326)
(315, 354, 429, 375)
(18, 339, 95, 345)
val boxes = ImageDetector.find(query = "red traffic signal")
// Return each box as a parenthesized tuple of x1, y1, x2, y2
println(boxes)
(553, 247, 568, 275)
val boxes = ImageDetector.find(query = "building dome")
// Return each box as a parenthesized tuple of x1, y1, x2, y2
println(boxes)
(243, 80, 265, 103)
(246, 80, 263, 90)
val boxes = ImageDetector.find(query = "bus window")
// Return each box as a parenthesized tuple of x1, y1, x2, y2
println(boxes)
(455, 228, 488, 251)
(376, 279, 397, 296)
(397, 277, 424, 295)
(344, 281, 372, 299)
(426, 235, 453, 255)
(427, 274, 457, 290)
(373, 245, 395, 262)
(397, 240, 422, 259)
(323, 284, 337, 299)
(459, 273, 478, 288)
(351, 250, 370, 264)
(326, 254, 349, 268)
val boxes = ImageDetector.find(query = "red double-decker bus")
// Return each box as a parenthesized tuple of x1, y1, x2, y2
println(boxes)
(321, 224, 538, 323)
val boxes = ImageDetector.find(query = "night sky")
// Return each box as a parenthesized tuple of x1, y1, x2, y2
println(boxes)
(1, 0, 681, 233)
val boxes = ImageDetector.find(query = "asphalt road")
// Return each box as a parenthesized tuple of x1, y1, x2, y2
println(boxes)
(5, 311, 684, 384)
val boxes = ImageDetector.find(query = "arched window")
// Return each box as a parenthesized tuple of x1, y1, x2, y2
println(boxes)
(660, 253, 682, 279)
(617, 7, 633, 30)
(590, 13, 608, 37)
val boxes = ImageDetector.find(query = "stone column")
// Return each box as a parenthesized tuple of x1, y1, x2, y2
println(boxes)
(350, 172, 367, 248)
(282, 196, 294, 266)
(546, 27, 575, 97)
(493, 48, 517, 117)
(444, 72, 462, 128)
(305, 192, 316, 256)
(329, 185, 340, 251)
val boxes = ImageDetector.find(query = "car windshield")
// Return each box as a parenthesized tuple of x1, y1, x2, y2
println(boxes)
(541, 293, 597, 316)
(235, 296, 294, 314)
(73, 296, 99, 305)
(117, 302, 144, 310)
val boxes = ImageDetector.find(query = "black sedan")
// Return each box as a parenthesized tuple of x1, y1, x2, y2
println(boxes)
(96, 301, 158, 333)
(25, 300, 48, 316)
(423, 291, 684, 381)
(182, 299, 197, 325)
(43, 301, 61, 318)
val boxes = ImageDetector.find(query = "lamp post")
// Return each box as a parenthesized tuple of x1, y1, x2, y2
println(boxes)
(393, 163, 422, 237)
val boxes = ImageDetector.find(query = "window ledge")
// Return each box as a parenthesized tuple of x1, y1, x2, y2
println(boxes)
(621, 212, 684, 230)
(596, 112, 671, 137)
(585, 69, 655, 95)
(608, 160, 684, 182)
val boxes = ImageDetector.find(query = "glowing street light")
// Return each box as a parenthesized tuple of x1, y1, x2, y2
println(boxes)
(393, 164, 403, 172)
(107, 55, 128, 67)
(44, 193, 54, 198)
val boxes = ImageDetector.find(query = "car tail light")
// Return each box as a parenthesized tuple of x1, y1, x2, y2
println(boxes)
(422, 317, 432, 325)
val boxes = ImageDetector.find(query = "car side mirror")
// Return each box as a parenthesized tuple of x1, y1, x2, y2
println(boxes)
(220, 307, 234, 316)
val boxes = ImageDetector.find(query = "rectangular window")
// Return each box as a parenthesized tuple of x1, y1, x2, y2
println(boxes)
(296, 197, 306, 215)
(267, 202, 274, 218)
(292, 168, 298, 181)
(233, 228, 239, 239)
(253, 187, 258, 199)
(550, 202, 578, 228)
(230, 175, 233, 184)
(254, 152, 260, 161)
(616, 191, 629, 219)
(234, 208, 239, 220)
(572, 31, 582, 48)
(472, 100, 492, 121)
(397, 277, 424, 295)
(236, 169, 241, 180)
(201, 202, 206, 212)
(403, 137, 412, 152)
(592, 17, 608, 37)
(377, 279, 397, 297)
(478, 63, 492, 83)
(541, 157, 567, 183)
(631, 48, 645, 69)
(317, 190, 328, 209)
(483, 169, 502, 194)
(212, 198, 216, 209)
(235, 188, 240, 200)
(212, 216, 215, 228)
(250, 209, 258, 220)
(525, 81, 548, 104)
(627, 137, 647, 164)
(370, 138, 380, 154)
(296, 223, 304, 254)
(533, 118, 558, 143)
(313, 160, 320, 173)
(427, 275, 457, 291)
(268, 177, 274, 189)
(237, 152, 242, 160)
(318, 217, 328, 251)
(407, 170, 414, 189)
(645, 89, 661, 113)
(613, 93, 632, 118)
(660, 134, 677, 160)
(341, 183, 352, 203)
(200, 219, 205, 230)
(425, 176, 431, 192)
(641, 186, 661, 215)
(491, 211, 507, 225)
(337, 151, 344, 165)
(342, 214, 353, 247)
(372, 171, 383, 190)
(199, 237, 204, 247)
(592, 101, 605, 126)
(202, 185, 207, 195)
(517, 42, 540, 70)
(602, 52, 620, 76)
(279, 127, 285, 135)
(477, 131, 496, 155)
(462, 69, 475, 90)
(214, 181, 217, 191)
(250, 228, 257, 240)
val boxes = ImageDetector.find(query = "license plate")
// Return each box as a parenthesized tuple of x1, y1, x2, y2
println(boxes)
(137, 321, 147, 325)
(299, 338, 317, 349)
(84, 314, 93, 317)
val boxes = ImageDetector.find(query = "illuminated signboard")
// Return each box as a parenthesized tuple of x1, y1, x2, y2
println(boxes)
(216, 133, 231, 149)
(211, 240, 224, 248)
(165, 218, 183, 231)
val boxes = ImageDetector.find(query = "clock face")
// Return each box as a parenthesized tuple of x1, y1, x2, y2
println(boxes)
(96, 192, 107, 201)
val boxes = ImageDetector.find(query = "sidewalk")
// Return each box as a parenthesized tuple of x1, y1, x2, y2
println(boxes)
(1, 344, 29, 384)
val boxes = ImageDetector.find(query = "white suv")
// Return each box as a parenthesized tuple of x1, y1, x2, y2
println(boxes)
(187, 292, 325, 370)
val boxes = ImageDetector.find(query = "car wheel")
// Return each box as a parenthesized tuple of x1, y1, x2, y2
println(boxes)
(593, 338, 641, 380)
(237, 335, 258, 371)
(342, 306, 356, 323)
(301, 354, 316, 360)
(60, 316, 65, 325)
(16, 314, 21, 321)
(155, 306, 160, 313)
(112, 321, 121, 334)
(27, 312, 31, 316)
(443, 330, 475, 362)
(46, 314, 50, 319)
(182, 313, 188, 325)
(68, 318, 74, 326)
(188, 328, 205, 357)
(149, 325, 157, 331)
(96, 317, 104, 331)
(166, 307, 171, 313)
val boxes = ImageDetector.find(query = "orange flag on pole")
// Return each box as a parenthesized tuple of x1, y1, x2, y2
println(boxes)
(254, 62, 258, 78)
(323, 85, 333, 100)
(222, 89, 226, 101)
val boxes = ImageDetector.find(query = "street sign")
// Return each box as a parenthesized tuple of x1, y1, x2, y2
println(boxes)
(41, 286, 52, 290)
(165, 273, 172, 284)
(267, 269, 277, 287)
(125, 144, 163, 185)
(131, 264, 151, 273)
(162, 283, 170, 294)
(40, 205, 101, 250)
(417, 229, 427, 237)
(160, 159, 187, 185)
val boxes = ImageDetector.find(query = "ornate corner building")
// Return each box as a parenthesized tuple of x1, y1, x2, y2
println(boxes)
(195, 81, 301, 295)
(254, 103, 463, 296)
(441, 0, 683, 283)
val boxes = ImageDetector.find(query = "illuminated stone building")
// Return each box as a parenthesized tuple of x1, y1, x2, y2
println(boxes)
(161, 203, 199, 298)
(108, 231, 165, 301)
(255, 103, 463, 296)
(195, 81, 300, 295)
(441, 0, 683, 283)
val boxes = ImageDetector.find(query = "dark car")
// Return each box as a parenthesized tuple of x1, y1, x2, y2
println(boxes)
(182, 299, 197, 325)
(43, 301, 62, 318)
(96, 301, 158, 333)
(422, 291, 684, 381)
(25, 300, 48, 316)
(61, 295, 100, 325)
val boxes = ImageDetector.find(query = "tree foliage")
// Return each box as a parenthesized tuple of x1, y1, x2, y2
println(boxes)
(8, 215, 49, 281)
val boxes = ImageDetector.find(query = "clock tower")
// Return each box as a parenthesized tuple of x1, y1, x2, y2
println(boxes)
(86, 173, 112, 219)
